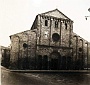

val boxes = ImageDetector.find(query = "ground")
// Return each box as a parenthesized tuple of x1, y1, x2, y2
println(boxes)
(1, 66, 90, 85)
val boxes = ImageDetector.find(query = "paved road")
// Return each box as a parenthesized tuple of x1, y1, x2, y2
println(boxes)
(1, 67, 90, 85)
(1, 67, 51, 85)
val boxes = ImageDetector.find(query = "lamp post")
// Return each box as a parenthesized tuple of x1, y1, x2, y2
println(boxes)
(85, 16, 90, 20)
(15, 35, 20, 69)
(85, 8, 90, 20)
(85, 42, 88, 70)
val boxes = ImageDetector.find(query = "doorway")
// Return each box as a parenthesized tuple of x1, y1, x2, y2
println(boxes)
(43, 55, 48, 70)
(51, 58, 58, 70)
(37, 55, 42, 70)
(50, 51, 61, 70)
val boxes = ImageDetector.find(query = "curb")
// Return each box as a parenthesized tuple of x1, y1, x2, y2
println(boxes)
(10, 70, 90, 73)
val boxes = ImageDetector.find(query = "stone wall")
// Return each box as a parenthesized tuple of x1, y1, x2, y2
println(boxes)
(9, 9, 90, 70)
(37, 14, 73, 47)
(1, 46, 10, 68)
(71, 32, 90, 69)
(10, 30, 37, 69)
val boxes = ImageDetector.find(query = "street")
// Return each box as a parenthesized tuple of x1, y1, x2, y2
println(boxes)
(1, 66, 90, 85)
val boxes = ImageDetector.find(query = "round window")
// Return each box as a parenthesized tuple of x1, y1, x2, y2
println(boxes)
(52, 33, 60, 42)
(23, 43, 28, 48)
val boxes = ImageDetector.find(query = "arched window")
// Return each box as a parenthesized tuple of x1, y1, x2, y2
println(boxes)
(43, 55, 48, 70)
(45, 20, 48, 26)
(79, 48, 82, 52)
(37, 55, 42, 70)
(61, 56, 67, 70)
(23, 43, 28, 49)
(65, 23, 67, 30)
(55, 21, 58, 28)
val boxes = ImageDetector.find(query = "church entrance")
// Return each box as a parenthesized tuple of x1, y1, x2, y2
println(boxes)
(50, 51, 61, 70)
(51, 58, 58, 70)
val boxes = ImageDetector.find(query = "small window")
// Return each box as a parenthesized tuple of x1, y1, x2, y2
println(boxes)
(55, 21, 58, 28)
(45, 20, 48, 26)
(79, 48, 82, 52)
(65, 23, 67, 29)
(23, 43, 28, 48)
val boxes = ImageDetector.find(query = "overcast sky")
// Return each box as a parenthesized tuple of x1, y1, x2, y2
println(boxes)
(0, 0, 90, 47)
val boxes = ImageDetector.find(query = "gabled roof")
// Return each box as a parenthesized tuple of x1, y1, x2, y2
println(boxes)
(73, 32, 89, 43)
(40, 8, 72, 21)
(9, 29, 31, 38)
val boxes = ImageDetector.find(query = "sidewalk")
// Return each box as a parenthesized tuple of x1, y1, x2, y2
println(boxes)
(10, 69, 90, 73)
(1, 66, 90, 73)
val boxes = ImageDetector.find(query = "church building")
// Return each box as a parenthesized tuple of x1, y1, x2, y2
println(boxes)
(10, 9, 90, 70)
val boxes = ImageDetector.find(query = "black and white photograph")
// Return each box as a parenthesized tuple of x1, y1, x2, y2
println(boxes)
(0, 0, 90, 85)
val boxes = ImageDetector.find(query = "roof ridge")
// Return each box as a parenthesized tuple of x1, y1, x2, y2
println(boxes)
(41, 8, 58, 14)
(40, 8, 72, 20)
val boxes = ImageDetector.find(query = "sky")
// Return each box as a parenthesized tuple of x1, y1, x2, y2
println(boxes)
(0, 0, 90, 47)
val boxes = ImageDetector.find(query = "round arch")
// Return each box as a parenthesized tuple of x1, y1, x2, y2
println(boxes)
(50, 51, 61, 59)
(50, 51, 61, 70)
